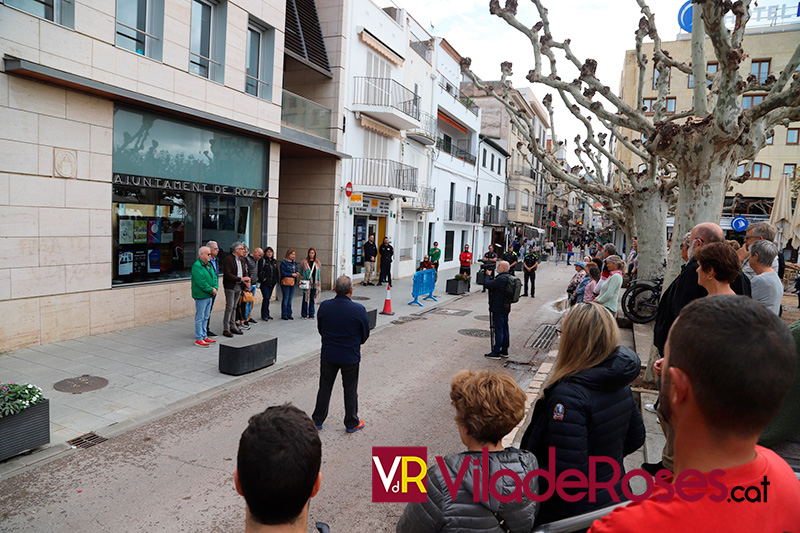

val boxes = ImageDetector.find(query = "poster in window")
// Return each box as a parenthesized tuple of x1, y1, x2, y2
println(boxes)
(133, 220, 147, 244)
(118, 251, 133, 276)
(119, 219, 133, 244)
(161, 220, 173, 243)
(133, 251, 147, 274)
(237, 206, 249, 234)
(148, 249, 161, 273)
(148, 219, 161, 243)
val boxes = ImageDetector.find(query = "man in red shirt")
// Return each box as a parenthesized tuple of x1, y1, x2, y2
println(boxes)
(459, 244, 473, 276)
(590, 295, 800, 532)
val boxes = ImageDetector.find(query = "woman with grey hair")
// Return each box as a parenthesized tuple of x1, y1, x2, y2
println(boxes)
(748, 239, 783, 315)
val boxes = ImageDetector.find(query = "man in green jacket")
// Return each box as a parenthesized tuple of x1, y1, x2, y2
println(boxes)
(429, 241, 442, 279)
(191, 246, 218, 347)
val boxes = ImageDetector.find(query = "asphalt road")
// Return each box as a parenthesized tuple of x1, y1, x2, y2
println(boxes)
(0, 264, 571, 532)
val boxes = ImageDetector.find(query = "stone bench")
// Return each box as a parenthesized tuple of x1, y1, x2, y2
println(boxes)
(219, 334, 277, 376)
(365, 307, 377, 330)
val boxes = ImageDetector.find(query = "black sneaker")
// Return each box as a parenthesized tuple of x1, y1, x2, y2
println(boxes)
(207, 331, 218, 337)
(500, 352, 509, 358)
(484, 353, 502, 360)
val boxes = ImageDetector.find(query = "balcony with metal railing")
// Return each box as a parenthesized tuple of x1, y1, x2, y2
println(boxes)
(281, 90, 333, 140)
(403, 186, 436, 211)
(349, 158, 418, 194)
(483, 206, 508, 227)
(407, 112, 436, 145)
(438, 73, 479, 116)
(352, 77, 421, 130)
(509, 165, 535, 180)
(436, 137, 477, 165)
(445, 201, 480, 223)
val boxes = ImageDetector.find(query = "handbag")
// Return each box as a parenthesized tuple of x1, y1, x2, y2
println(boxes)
(241, 290, 254, 303)
(299, 280, 311, 290)
(281, 277, 295, 286)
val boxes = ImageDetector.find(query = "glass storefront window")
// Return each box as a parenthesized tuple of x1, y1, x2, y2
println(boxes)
(113, 186, 198, 284)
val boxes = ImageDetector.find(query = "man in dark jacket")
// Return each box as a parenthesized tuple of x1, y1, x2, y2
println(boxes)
(522, 345, 644, 524)
(484, 261, 512, 360)
(363, 234, 378, 285)
(502, 249, 518, 276)
(377, 237, 394, 286)
(243, 247, 263, 324)
(222, 242, 250, 337)
(312, 275, 370, 433)
(522, 249, 538, 297)
(648, 222, 751, 474)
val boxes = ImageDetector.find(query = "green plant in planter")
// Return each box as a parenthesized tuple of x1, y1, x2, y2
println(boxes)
(0, 383, 44, 418)
(454, 274, 471, 282)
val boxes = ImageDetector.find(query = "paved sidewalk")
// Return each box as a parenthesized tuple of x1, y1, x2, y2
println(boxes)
(0, 266, 482, 477)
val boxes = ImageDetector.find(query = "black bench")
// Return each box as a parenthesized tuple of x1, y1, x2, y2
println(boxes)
(219, 334, 277, 376)
(365, 307, 377, 330)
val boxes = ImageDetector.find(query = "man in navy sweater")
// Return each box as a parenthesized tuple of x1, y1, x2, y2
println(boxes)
(312, 275, 370, 433)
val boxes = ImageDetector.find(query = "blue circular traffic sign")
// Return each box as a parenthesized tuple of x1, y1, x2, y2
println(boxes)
(731, 216, 749, 232)
(678, 1, 693, 33)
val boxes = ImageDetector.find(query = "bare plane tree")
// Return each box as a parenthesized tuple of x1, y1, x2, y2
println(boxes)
(462, 0, 800, 281)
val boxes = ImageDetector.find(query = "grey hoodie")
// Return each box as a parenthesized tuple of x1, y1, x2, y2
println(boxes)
(396, 448, 539, 532)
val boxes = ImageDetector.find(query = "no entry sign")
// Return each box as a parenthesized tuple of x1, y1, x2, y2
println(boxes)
(345, 182, 353, 197)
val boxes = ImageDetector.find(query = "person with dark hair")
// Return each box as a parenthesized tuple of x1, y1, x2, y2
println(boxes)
(522, 302, 644, 524)
(378, 237, 394, 286)
(363, 234, 378, 286)
(582, 264, 601, 303)
(648, 223, 751, 473)
(300, 248, 322, 319)
(693, 242, 741, 296)
(258, 247, 279, 321)
(312, 275, 370, 433)
(759, 318, 800, 460)
(590, 296, 800, 532)
(280, 249, 299, 320)
(748, 239, 783, 315)
(522, 247, 539, 297)
(235, 404, 323, 532)
(483, 261, 513, 360)
(397, 369, 539, 532)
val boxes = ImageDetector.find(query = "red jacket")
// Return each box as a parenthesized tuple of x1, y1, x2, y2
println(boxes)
(459, 251, 472, 267)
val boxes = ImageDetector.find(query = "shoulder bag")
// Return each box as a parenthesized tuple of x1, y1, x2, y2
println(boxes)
(281, 262, 296, 286)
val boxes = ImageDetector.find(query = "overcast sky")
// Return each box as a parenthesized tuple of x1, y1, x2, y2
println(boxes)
(395, 0, 691, 165)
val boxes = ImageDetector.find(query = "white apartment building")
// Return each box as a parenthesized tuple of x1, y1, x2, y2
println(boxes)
(0, 0, 347, 350)
(477, 135, 509, 256)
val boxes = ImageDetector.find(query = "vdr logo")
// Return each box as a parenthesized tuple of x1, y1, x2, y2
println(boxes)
(371, 447, 428, 502)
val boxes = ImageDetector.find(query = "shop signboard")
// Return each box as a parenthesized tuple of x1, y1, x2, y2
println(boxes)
(355, 196, 390, 216)
(113, 174, 268, 199)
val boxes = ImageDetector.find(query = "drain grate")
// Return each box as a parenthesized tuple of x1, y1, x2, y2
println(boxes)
(67, 432, 108, 449)
(54, 375, 109, 394)
(474, 315, 491, 321)
(527, 324, 558, 350)
(392, 315, 428, 325)
(430, 309, 472, 317)
(458, 329, 491, 338)
(351, 296, 370, 301)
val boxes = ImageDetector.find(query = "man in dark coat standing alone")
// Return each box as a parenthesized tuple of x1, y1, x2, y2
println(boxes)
(483, 261, 512, 360)
(377, 237, 394, 286)
(312, 275, 370, 433)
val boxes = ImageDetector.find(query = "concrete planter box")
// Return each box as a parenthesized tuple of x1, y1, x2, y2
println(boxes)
(365, 308, 377, 330)
(0, 398, 50, 462)
(446, 279, 469, 295)
(219, 335, 277, 376)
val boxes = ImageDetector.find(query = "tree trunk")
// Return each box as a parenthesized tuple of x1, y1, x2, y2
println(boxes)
(631, 191, 668, 281)
(664, 141, 742, 284)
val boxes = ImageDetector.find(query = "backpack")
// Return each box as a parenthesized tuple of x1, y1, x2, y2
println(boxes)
(504, 275, 523, 304)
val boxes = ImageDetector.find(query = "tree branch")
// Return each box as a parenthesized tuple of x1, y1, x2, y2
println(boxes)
(691, 4, 709, 116)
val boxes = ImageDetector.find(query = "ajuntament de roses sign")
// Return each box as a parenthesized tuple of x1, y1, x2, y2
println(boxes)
(113, 174, 268, 199)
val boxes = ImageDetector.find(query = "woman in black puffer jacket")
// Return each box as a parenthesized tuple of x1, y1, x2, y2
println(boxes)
(397, 370, 539, 532)
(521, 302, 645, 526)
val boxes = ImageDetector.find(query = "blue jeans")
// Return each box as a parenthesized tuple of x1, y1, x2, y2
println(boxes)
(244, 284, 258, 320)
(194, 297, 213, 340)
(260, 284, 274, 319)
(280, 283, 295, 318)
(302, 288, 317, 318)
(491, 311, 509, 354)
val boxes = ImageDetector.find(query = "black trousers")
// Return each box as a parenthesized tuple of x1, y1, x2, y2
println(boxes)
(379, 261, 392, 285)
(312, 360, 360, 429)
(524, 270, 536, 295)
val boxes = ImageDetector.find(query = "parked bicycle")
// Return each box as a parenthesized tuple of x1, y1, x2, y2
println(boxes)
(621, 276, 663, 323)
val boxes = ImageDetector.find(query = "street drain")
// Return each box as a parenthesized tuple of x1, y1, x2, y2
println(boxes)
(527, 324, 558, 350)
(351, 296, 369, 301)
(392, 316, 427, 325)
(53, 375, 109, 394)
(67, 432, 108, 449)
(474, 315, 491, 321)
(458, 329, 491, 338)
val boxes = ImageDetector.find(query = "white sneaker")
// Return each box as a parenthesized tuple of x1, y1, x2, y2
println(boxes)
(644, 403, 658, 413)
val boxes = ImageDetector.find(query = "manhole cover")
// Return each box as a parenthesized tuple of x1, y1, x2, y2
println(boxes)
(458, 329, 491, 338)
(67, 432, 108, 449)
(526, 324, 558, 350)
(474, 315, 491, 321)
(351, 296, 369, 301)
(431, 309, 472, 316)
(54, 375, 109, 394)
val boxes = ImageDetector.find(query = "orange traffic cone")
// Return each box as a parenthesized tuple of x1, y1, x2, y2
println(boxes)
(380, 285, 394, 315)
